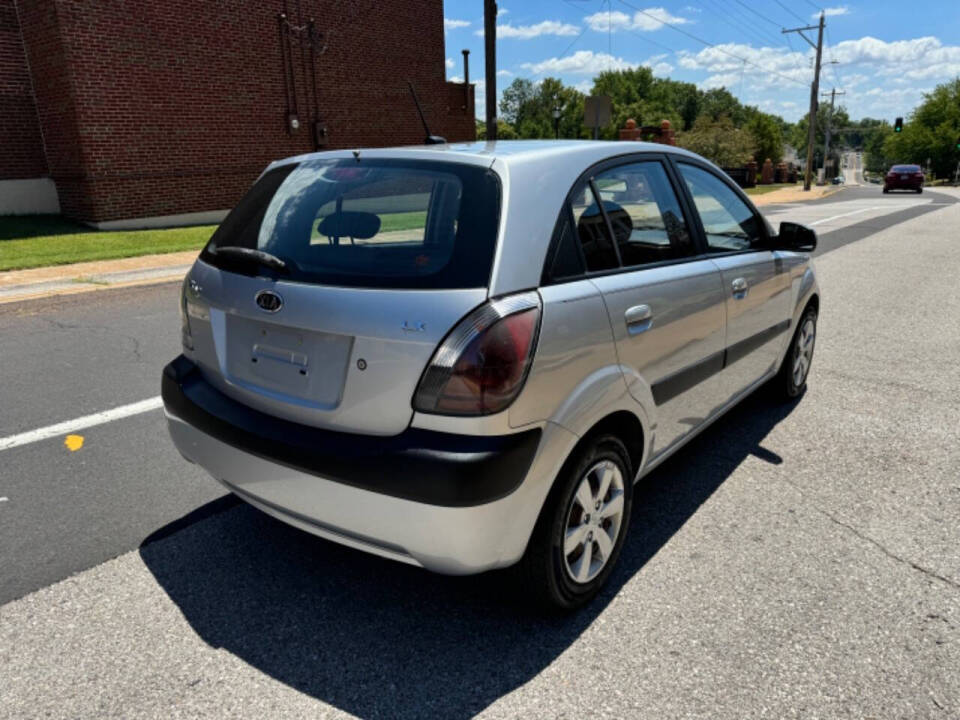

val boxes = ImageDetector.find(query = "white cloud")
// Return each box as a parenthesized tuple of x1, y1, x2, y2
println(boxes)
(498, 7, 508, 15)
(521, 50, 636, 75)
(444, 18, 470, 31)
(497, 69, 514, 77)
(584, 7, 689, 33)
(815, 6, 850, 18)
(445, 57, 455, 70)
(479, 20, 580, 39)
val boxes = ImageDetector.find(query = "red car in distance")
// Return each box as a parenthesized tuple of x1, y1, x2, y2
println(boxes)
(883, 164, 924, 193)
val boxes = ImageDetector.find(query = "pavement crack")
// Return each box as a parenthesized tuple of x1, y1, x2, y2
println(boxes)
(775, 476, 960, 592)
(816, 509, 960, 591)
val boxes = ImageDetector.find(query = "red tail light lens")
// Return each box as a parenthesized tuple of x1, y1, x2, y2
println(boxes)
(413, 292, 541, 416)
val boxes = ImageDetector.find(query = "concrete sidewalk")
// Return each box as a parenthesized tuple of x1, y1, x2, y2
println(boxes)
(0, 250, 197, 304)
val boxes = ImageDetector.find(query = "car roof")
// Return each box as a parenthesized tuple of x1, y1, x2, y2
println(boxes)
(263, 140, 715, 297)
(267, 139, 705, 171)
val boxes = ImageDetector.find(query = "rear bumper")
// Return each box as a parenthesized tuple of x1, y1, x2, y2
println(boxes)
(884, 179, 923, 190)
(162, 355, 575, 574)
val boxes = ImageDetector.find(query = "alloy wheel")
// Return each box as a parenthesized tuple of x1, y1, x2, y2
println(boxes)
(562, 460, 625, 584)
(793, 317, 816, 387)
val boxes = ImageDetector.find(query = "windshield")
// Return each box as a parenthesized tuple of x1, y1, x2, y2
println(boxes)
(202, 158, 501, 289)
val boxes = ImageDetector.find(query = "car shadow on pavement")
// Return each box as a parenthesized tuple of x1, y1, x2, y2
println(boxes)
(140, 390, 802, 719)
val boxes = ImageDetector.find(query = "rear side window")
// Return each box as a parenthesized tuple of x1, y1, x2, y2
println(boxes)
(203, 159, 501, 289)
(592, 161, 693, 267)
(678, 163, 763, 252)
(571, 179, 619, 272)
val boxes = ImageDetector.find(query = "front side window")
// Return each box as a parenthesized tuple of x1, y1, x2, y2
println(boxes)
(592, 161, 693, 267)
(678, 164, 764, 252)
(202, 159, 501, 289)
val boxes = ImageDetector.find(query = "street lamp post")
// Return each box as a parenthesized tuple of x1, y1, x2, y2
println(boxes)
(552, 104, 562, 139)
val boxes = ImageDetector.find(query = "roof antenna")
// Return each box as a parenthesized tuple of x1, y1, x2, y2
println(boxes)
(407, 81, 446, 145)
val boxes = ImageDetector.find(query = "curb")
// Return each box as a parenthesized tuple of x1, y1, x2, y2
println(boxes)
(0, 264, 191, 305)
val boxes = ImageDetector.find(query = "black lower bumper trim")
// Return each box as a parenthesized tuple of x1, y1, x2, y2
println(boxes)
(162, 355, 541, 507)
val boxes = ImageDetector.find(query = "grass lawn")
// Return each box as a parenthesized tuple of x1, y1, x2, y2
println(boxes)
(745, 183, 799, 196)
(0, 215, 216, 272)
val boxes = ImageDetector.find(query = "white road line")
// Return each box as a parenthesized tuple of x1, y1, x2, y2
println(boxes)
(808, 206, 887, 226)
(0, 396, 163, 452)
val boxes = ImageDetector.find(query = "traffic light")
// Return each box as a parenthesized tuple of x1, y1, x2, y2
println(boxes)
(894, 117, 903, 133)
(956, 135, 960, 150)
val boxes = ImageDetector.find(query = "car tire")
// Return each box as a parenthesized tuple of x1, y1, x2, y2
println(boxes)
(918, 188, 923, 194)
(516, 434, 633, 610)
(883, 187, 889, 194)
(772, 307, 817, 400)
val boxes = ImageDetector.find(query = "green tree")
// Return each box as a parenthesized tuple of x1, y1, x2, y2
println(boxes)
(700, 88, 746, 126)
(499, 78, 537, 125)
(499, 77, 586, 139)
(677, 116, 757, 167)
(744, 112, 784, 164)
(476, 119, 518, 140)
(882, 78, 960, 177)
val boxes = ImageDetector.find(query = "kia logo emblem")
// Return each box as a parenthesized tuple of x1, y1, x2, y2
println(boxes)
(255, 290, 283, 313)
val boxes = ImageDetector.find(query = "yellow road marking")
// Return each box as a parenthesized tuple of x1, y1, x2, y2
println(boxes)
(64, 434, 84, 451)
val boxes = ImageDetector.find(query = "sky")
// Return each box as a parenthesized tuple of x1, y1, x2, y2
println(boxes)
(441, 0, 960, 123)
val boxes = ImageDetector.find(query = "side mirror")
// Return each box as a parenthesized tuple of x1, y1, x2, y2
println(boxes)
(773, 221, 817, 252)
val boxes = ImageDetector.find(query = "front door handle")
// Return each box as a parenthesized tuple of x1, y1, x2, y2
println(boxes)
(625, 304, 653, 335)
(731, 277, 748, 298)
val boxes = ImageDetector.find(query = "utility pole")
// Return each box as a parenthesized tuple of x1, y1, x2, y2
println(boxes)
(484, 0, 497, 141)
(821, 87, 845, 180)
(784, 12, 825, 191)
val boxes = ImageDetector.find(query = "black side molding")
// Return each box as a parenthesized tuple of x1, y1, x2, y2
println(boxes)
(651, 351, 724, 406)
(650, 319, 792, 406)
(725, 319, 791, 367)
(162, 356, 542, 508)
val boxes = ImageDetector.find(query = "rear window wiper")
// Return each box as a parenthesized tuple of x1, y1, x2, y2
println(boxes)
(211, 246, 288, 272)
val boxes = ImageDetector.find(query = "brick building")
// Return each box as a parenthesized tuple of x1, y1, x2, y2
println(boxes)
(0, 0, 474, 226)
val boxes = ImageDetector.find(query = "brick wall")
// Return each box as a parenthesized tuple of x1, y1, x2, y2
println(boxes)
(15, 0, 474, 222)
(0, 0, 47, 179)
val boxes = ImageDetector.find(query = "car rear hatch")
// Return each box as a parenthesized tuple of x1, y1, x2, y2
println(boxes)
(182, 156, 501, 436)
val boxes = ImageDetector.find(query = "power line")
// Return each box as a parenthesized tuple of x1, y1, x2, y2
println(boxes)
(731, 0, 784, 29)
(773, 0, 806, 24)
(616, 0, 810, 88)
(697, 0, 781, 51)
(701, 0, 786, 50)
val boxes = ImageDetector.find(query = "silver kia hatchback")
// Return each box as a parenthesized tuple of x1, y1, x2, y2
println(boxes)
(164, 140, 820, 608)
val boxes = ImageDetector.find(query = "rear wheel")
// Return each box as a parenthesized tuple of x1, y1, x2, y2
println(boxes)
(517, 435, 633, 610)
(772, 307, 817, 400)
(918, 187, 923, 194)
(883, 187, 889, 194)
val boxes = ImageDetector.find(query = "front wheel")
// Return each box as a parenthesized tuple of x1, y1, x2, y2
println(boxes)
(516, 435, 633, 610)
(772, 307, 817, 400)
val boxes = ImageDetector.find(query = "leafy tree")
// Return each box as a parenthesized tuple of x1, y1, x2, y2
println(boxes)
(499, 78, 537, 125)
(882, 78, 960, 177)
(700, 88, 746, 126)
(497, 77, 586, 139)
(744, 112, 784, 164)
(476, 119, 518, 140)
(863, 122, 894, 174)
(677, 116, 757, 167)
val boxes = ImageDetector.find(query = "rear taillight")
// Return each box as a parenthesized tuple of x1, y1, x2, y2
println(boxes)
(413, 292, 541, 416)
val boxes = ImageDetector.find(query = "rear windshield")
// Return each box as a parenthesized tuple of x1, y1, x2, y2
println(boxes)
(202, 158, 501, 289)
(891, 165, 921, 172)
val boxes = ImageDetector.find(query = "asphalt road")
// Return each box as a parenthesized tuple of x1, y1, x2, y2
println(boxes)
(2, 186, 959, 718)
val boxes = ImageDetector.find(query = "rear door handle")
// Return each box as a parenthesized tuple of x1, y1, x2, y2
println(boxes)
(731, 277, 748, 298)
(625, 304, 653, 335)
